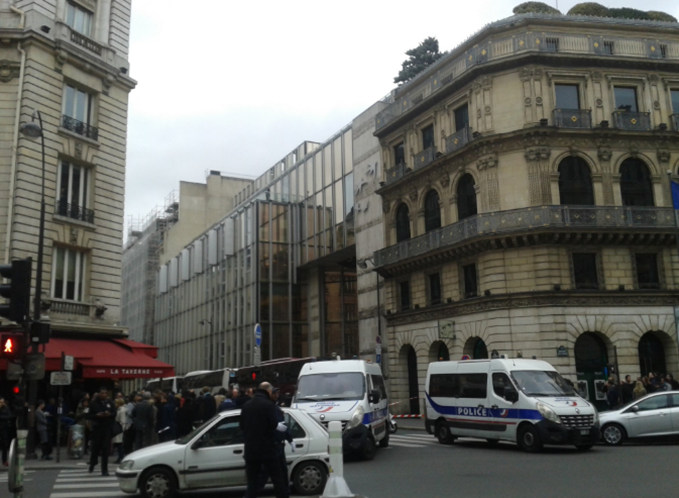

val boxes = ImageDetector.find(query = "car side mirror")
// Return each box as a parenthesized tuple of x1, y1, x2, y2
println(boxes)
(504, 386, 519, 403)
(631, 405, 639, 413)
(191, 440, 203, 450)
(369, 390, 380, 404)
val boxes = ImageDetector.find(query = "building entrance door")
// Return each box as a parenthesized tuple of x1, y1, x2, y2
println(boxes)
(407, 346, 419, 414)
(575, 332, 608, 411)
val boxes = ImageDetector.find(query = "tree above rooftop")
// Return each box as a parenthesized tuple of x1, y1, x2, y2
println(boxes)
(394, 37, 443, 85)
(513, 2, 561, 14)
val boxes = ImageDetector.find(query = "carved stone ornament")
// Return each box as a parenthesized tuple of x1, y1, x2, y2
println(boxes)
(440, 174, 450, 188)
(382, 200, 390, 214)
(596, 98, 603, 107)
(477, 153, 498, 171)
(409, 190, 418, 202)
(74, 142, 83, 160)
(55, 49, 68, 72)
(653, 101, 661, 110)
(628, 144, 640, 158)
(0, 60, 20, 83)
(70, 228, 78, 245)
(524, 97, 532, 106)
(520, 66, 542, 81)
(524, 147, 551, 162)
(102, 73, 116, 95)
(598, 146, 612, 162)
(535, 97, 543, 106)
(477, 109, 482, 118)
(657, 149, 671, 163)
(649, 73, 660, 84)
(484, 105, 492, 114)
(591, 71, 602, 81)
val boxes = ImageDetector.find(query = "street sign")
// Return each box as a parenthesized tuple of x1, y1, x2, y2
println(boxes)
(62, 353, 74, 371)
(254, 346, 261, 367)
(376, 354, 381, 364)
(556, 345, 569, 357)
(461, 354, 471, 361)
(254, 323, 262, 348)
(25, 353, 45, 380)
(50, 371, 72, 386)
(375, 344, 382, 355)
(491, 350, 499, 359)
(376, 335, 381, 345)
(6, 361, 22, 381)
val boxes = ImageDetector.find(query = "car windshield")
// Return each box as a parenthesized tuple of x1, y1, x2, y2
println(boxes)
(295, 372, 365, 401)
(175, 414, 220, 445)
(511, 370, 576, 397)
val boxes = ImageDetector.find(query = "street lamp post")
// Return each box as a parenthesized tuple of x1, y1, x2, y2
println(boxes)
(19, 110, 47, 460)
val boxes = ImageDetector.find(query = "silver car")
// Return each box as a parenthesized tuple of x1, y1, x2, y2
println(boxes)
(600, 391, 679, 445)
(115, 408, 329, 498)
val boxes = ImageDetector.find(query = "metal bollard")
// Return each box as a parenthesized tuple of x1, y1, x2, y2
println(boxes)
(320, 421, 356, 498)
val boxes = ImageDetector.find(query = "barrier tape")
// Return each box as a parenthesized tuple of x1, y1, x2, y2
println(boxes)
(388, 396, 419, 407)
(392, 414, 423, 418)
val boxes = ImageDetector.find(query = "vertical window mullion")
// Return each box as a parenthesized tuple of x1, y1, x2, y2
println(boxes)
(74, 251, 81, 301)
(62, 248, 70, 299)
(67, 163, 74, 206)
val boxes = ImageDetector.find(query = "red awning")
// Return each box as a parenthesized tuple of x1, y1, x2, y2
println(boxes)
(0, 338, 175, 379)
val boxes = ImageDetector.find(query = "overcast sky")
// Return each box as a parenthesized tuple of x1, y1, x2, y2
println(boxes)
(124, 0, 679, 231)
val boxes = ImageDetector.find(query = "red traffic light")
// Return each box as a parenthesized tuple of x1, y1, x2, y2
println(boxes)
(0, 333, 23, 360)
(251, 372, 257, 380)
(12, 386, 20, 395)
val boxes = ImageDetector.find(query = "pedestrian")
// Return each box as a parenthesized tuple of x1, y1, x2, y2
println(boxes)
(659, 375, 672, 391)
(218, 390, 236, 413)
(605, 378, 619, 409)
(668, 373, 679, 390)
(0, 397, 13, 466)
(632, 380, 647, 399)
(240, 382, 289, 498)
(75, 396, 91, 455)
(113, 398, 126, 463)
(236, 387, 253, 408)
(200, 387, 216, 421)
(123, 392, 136, 455)
(158, 394, 177, 442)
(620, 375, 634, 405)
(214, 388, 227, 411)
(257, 388, 294, 494)
(35, 400, 52, 460)
(149, 395, 159, 445)
(88, 388, 114, 476)
(132, 392, 155, 450)
(176, 391, 194, 437)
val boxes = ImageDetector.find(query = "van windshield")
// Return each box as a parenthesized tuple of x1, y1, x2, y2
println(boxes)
(511, 370, 576, 397)
(295, 373, 365, 401)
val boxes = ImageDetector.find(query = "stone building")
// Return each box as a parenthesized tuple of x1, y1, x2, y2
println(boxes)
(0, 0, 135, 334)
(371, 13, 679, 412)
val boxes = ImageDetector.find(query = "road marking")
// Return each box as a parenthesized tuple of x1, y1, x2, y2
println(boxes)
(56, 477, 118, 482)
(388, 441, 426, 448)
(50, 492, 123, 498)
(54, 482, 120, 489)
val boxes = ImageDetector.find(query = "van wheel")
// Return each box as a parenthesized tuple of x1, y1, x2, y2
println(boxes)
(379, 430, 389, 448)
(517, 425, 543, 453)
(435, 421, 454, 445)
(292, 460, 327, 496)
(361, 436, 377, 460)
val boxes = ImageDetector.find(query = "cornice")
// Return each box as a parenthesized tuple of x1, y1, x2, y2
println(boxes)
(385, 290, 679, 326)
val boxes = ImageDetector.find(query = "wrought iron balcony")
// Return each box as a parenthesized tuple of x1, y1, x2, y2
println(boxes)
(374, 205, 677, 268)
(62, 115, 99, 140)
(70, 30, 102, 55)
(446, 127, 472, 154)
(56, 199, 95, 224)
(671, 114, 679, 132)
(384, 162, 410, 186)
(413, 146, 437, 171)
(612, 111, 652, 131)
(553, 109, 592, 129)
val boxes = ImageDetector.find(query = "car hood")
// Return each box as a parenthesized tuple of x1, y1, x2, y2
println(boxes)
(293, 400, 360, 417)
(533, 396, 594, 411)
(123, 440, 184, 464)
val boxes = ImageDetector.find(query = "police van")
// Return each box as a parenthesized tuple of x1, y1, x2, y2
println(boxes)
(425, 358, 600, 452)
(293, 357, 389, 460)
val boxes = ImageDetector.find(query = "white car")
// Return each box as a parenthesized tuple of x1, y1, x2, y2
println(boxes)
(115, 408, 330, 498)
(600, 391, 679, 445)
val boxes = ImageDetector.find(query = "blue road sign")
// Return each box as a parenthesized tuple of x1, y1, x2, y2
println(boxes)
(254, 323, 262, 348)
(376, 354, 381, 364)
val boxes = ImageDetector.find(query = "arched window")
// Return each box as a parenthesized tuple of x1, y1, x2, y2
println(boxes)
(457, 174, 477, 220)
(473, 338, 488, 359)
(620, 158, 654, 206)
(424, 189, 441, 232)
(396, 203, 411, 242)
(558, 157, 594, 205)
(638, 332, 666, 376)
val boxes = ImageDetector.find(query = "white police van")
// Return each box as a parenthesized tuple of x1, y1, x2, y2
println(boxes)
(425, 358, 600, 452)
(293, 358, 389, 460)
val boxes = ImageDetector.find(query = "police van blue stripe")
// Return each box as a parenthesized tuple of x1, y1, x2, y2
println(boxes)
(425, 392, 542, 421)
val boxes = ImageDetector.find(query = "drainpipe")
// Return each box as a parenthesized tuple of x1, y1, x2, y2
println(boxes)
(4, 4, 27, 264)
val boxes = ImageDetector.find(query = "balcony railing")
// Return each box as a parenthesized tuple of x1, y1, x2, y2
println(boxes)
(50, 300, 90, 316)
(671, 114, 679, 131)
(553, 109, 592, 129)
(374, 205, 677, 268)
(56, 200, 95, 224)
(612, 111, 652, 131)
(62, 115, 99, 140)
(70, 30, 102, 55)
(413, 146, 437, 171)
(445, 127, 471, 154)
(384, 162, 410, 186)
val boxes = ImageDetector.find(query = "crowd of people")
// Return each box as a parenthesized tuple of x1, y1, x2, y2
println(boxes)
(602, 372, 679, 408)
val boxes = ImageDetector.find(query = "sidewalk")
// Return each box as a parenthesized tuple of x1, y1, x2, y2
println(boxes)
(395, 417, 427, 432)
(0, 447, 113, 471)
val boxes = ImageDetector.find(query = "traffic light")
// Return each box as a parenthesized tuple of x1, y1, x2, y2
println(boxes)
(0, 333, 23, 360)
(0, 258, 32, 325)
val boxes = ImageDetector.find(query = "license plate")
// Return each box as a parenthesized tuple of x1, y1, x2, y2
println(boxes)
(580, 429, 589, 435)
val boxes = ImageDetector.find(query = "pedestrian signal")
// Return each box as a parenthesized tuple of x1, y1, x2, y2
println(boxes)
(0, 333, 23, 360)
(0, 258, 32, 324)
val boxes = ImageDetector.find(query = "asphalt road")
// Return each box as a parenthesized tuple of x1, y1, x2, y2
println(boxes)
(11, 432, 679, 498)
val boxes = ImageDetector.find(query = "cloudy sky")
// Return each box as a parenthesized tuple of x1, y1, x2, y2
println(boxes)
(124, 0, 679, 229)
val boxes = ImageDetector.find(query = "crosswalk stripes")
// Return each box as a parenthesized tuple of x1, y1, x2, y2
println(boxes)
(0, 469, 34, 482)
(49, 469, 125, 498)
(388, 433, 440, 448)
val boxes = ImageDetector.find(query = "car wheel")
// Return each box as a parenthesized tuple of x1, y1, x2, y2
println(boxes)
(602, 424, 626, 446)
(361, 436, 377, 460)
(436, 421, 454, 445)
(292, 460, 327, 496)
(140, 467, 177, 498)
(575, 444, 594, 451)
(517, 424, 543, 453)
(379, 429, 389, 448)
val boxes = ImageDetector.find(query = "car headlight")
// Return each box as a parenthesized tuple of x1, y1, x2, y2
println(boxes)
(592, 408, 599, 426)
(345, 405, 365, 431)
(118, 460, 134, 471)
(536, 402, 561, 424)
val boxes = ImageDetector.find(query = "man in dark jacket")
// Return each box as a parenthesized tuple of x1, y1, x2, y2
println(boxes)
(131, 392, 155, 450)
(0, 397, 12, 466)
(240, 382, 289, 498)
(89, 388, 114, 475)
(235, 387, 253, 408)
(200, 387, 216, 421)
(257, 388, 294, 494)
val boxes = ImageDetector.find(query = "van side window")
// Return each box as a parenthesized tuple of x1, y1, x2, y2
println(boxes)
(458, 374, 487, 399)
(429, 374, 458, 397)
(492, 373, 512, 398)
(371, 375, 387, 400)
